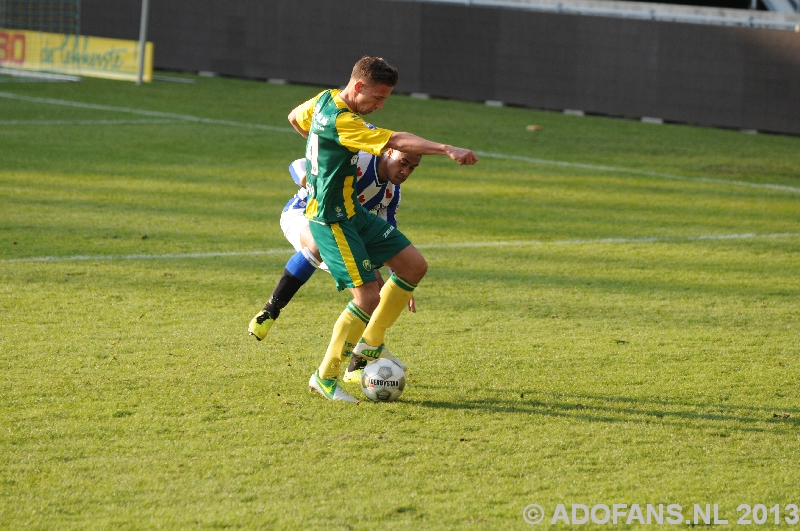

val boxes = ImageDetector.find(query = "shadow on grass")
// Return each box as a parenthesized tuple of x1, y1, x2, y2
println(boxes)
(414, 389, 799, 434)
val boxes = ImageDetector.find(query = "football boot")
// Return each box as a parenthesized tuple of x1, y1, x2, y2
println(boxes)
(248, 309, 274, 341)
(309, 371, 358, 403)
(351, 341, 407, 370)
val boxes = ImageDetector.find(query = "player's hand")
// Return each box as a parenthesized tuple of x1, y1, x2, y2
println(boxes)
(408, 296, 416, 313)
(444, 145, 479, 166)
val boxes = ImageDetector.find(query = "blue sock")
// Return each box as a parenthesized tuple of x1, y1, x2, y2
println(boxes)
(285, 251, 317, 282)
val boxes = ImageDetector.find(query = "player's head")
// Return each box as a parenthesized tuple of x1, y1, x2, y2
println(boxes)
(384, 149, 422, 185)
(349, 56, 398, 115)
(351, 56, 398, 87)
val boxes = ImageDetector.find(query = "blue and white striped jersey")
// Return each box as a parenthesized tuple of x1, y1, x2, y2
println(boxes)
(283, 152, 401, 226)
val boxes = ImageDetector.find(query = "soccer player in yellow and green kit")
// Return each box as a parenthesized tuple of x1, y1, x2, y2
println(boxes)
(288, 56, 478, 402)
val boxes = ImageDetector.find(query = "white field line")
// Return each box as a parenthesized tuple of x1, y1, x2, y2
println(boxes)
(3, 232, 798, 264)
(2, 91, 798, 193)
(416, 232, 800, 249)
(1, 249, 291, 264)
(0, 119, 182, 125)
(0, 91, 295, 133)
(475, 151, 800, 194)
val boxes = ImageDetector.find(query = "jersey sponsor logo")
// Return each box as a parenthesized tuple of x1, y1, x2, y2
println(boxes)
(383, 226, 395, 238)
(363, 121, 377, 130)
(312, 113, 328, 131)
(362, 260, 373, 272)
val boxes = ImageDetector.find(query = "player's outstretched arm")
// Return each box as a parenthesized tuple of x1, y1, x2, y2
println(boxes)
(386, 132, 478, 166)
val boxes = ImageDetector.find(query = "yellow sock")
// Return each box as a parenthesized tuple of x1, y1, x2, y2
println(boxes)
(343, 318, 368, 359)
(318, 301, 370, 380)
(361, 274, 416, 347)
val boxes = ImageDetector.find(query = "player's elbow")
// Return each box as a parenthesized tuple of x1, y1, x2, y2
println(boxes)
(386, 132, 405, 151)
(288, 115, 309, 138)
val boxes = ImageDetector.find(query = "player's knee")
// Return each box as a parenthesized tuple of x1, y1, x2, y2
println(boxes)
(299, 228, 318, 254)
(300, 247, 322, 269)
(354, 285, 381, 314)
(412, 256, 428, 282)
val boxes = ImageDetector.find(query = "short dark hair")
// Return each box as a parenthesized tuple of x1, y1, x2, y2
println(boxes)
(351, 56, 398, 87)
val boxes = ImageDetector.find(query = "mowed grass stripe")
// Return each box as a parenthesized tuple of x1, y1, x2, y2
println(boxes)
(1, 75, 799, 529)
(0, 91, 296, 133)
(2, 232, 798, 263)
(3, 90, 797, 194)
(475, 151, 800, 194)
(0, 119, 184, 125)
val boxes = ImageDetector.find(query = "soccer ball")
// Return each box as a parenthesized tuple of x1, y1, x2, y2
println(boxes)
(360, 358, 405, 402)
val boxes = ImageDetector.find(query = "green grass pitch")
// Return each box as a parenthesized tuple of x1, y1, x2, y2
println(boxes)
(1, 74, 799, 529)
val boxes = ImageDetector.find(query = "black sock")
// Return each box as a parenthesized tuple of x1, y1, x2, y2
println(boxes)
(263, 269, 306, 319)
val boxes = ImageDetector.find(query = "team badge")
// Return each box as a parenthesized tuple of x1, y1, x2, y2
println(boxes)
(362, 260, 373, 272)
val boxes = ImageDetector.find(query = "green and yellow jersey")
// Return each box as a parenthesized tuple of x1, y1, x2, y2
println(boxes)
(294, 89, 393, 224)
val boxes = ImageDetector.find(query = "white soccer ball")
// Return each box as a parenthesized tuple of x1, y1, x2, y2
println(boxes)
(360, 358, 405, 402)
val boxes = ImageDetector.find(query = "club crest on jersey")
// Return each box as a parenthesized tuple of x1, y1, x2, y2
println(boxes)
(351, 154, 359, 165)
(362, 260, 373, 272)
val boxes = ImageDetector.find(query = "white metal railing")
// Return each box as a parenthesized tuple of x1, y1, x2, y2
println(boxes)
(389, 0, 800, 30)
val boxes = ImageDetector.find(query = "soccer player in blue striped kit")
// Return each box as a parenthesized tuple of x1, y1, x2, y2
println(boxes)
(249, 148, 422, 383)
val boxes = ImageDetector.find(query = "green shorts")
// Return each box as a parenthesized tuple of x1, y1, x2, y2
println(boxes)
(308, 207, 412, 291)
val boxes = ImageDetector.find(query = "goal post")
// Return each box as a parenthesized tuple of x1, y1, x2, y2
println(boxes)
(0, 0, 80, 35)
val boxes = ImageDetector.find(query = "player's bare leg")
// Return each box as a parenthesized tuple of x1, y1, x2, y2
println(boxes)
(352, 245, 427, 368)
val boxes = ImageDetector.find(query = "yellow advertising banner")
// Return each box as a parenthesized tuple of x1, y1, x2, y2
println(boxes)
(0, 29, 153, 82)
